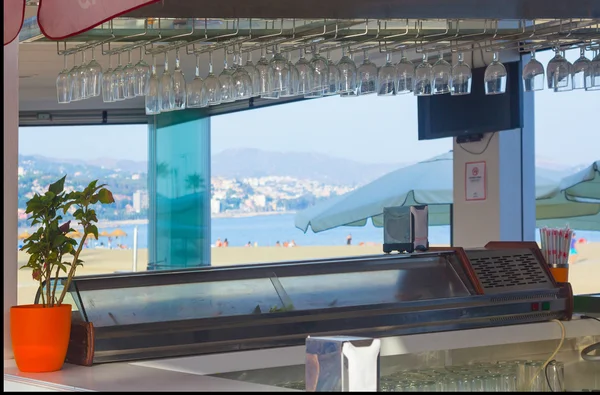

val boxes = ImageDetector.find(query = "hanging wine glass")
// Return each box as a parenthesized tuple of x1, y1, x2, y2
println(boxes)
(257, 46, 277, 99)
(572, 47, 592, 90)
(325, 50, 340, 96)
(281, 51, 299, 98)
(522, 49, 545, 92)
(113, 52, 126, 101)
(305, 46, 328, 98)
(187, 53, 206, 108)
(219, 47, 236, 103)
(337, 46, 357, 96)
(134, 46, 151, 97)
(56, 53, 71, 104)
(414, 53, 433, 96)
(587, 50, 600, 91)
(87, 46, 103, 97)
(77, 51, 90, 99)
(124, 49, 137, 99)
(377, 52, 396, 96)
(357, 49, 378, 95)
(204, 51, 222, 106)
(450, 52, 472, 96)
(432, 51, 452, 94)
(395, 50, 414, 95)
(69, 53, 82, 102)
(295, 48, 313, 96)
(243, 51, 261, 97)
(102, 54, 115, 103)
(233, 47, 254, 100)
(546, 47, 571, 91)
(484, 51, 507, 95)
(159, 51, 175, 111)
(172, 48, 187, 109)
(554, 50, 573, 92)
(145, 54, 161, 115)
(270, 45, 290, 97)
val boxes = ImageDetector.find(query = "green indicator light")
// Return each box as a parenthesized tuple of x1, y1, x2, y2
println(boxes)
(542, 302, 551, 311)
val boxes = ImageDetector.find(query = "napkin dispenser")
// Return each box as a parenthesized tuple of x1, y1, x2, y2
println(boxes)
(305, 336, 380, 392)
(383, 205, 429, 253)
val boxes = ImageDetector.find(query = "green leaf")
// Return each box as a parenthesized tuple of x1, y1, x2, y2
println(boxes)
(52, 235, 67, 249)
(97, 188, 115, 204)
(86, 225, 99, 240)
(48, 176, 66, 195)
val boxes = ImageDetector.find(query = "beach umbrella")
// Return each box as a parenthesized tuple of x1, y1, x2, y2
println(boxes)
(66, 230, 83, 239)
(99, 231, 110, 237)
(18, 231, 31, 240)
(295, 151, 454, 233)
(295, 153, 600, 233)
(561, 161, 600, 201)
(110, 229, 127, 237)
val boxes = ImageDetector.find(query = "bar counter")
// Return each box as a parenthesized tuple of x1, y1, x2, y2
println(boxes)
(4, 317, 599, 392)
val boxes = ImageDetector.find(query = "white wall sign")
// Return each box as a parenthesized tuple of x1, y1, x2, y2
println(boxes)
(465, 161, 487, 201)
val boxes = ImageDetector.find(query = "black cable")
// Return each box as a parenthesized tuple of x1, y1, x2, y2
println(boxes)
(545, 361, 554, 392)
(544, 360, 565, 392)
(457, 132, 496, 155)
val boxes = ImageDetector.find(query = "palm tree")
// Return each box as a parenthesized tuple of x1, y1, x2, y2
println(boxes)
(185, 173, 204, 193)
(156, 162, 169, 178)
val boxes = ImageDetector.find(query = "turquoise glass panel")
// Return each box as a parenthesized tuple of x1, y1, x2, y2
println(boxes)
(148, 110, 211, 270)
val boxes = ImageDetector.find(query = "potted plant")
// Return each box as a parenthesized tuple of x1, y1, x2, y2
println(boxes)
(11, 175, 114, 373)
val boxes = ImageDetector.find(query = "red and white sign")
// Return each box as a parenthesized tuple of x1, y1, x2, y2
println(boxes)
(37, 0, 160, 40)
(465, 161, 487, 201)
(4, 0, 26, 46)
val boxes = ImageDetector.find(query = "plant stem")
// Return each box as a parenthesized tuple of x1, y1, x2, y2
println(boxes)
(50, 256, 62, 307)
(56, 233, 88, 306)
(38, 277, 46, 306)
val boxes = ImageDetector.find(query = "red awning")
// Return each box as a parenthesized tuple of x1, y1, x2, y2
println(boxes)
(4, 0, 160, 45)
(4, 0, 26, 46)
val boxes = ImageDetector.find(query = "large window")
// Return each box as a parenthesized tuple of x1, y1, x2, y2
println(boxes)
(533, 48, 600, 295)
(210, 94, 453, 265)
(17, 124, 149, 304)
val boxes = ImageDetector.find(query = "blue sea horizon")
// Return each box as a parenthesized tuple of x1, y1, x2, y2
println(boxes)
(21, 213, 599, 250)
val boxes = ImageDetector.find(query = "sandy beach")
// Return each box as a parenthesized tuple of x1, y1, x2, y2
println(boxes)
(16, 243, 600, 305)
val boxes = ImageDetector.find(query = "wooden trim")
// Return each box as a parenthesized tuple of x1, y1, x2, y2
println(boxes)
(123, 0, 600, 20)
(66, 322, 95, 367)
(558, 282, 574, 321)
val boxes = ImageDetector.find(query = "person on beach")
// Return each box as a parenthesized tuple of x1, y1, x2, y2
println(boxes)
(289, 240, 296, 247)
(216, 238, 222, 247)
(346, 234, 352, 245)
(246, 241, 252, 247)
(223, 238, 229, 247)
(275, 241, 281, 247)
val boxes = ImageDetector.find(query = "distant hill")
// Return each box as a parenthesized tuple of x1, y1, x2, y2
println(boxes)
(212, 148, 405, 186)
(19, 155, 148, 174)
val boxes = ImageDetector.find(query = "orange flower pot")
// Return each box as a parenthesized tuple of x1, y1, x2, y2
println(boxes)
(10, 304, 72, 373)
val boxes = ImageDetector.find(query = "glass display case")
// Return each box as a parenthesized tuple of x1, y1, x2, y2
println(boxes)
(39, 244, 573, 365)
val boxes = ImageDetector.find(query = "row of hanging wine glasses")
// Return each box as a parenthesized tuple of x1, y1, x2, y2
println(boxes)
(56, 43, 600, 109)
(56, 46, 152, 104)
(522, 47, 600, 92)
(143, 44, 517, 116)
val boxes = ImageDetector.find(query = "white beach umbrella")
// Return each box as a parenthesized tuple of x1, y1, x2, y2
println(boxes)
(295, 154, 600, 233)
(295, 152, 454, 233)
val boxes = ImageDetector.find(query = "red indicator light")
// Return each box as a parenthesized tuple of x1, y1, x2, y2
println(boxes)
(531, 303, 540, 311)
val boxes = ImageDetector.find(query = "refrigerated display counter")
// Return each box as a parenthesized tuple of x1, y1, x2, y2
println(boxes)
(33, 242, 575, 365)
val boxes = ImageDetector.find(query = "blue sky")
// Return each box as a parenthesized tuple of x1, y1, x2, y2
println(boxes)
(19, 48, 599, 166)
